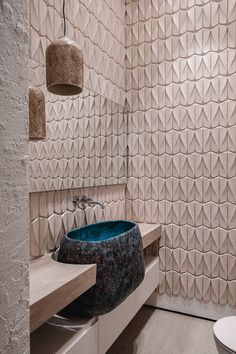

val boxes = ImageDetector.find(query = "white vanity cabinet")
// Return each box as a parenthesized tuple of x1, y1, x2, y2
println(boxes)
(56, 322, 99, 354)
(31, 317, 99, 354)
(30, 223, 161, 354)
(98, 255, 159, 354)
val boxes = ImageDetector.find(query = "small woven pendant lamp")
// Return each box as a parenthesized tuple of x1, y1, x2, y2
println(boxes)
(46, 0, 83, 96)
(29, 86, 46, 140)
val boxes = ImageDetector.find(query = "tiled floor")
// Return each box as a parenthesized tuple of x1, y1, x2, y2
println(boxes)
(107, 306, 217, 354)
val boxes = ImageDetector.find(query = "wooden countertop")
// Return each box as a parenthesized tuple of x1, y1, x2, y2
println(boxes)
(30, 254, 96, 332)
(138, 223, 161, 249)
(30, 223, 161, 333)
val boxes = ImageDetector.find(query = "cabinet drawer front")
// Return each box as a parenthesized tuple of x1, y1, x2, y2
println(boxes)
(99, 256, 159, 354)
(57, 322, 98, 354)
(137, 257, 159, 307)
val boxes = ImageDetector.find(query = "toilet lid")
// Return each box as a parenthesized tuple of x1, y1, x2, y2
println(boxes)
(213, 316, 236, 352)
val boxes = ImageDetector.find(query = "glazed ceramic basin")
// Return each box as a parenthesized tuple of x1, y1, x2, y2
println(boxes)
(57, 220, 145, 317)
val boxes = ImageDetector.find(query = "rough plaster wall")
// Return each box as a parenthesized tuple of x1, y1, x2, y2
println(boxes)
(0, 1, 29, 353)
(126, 0, 236, 314)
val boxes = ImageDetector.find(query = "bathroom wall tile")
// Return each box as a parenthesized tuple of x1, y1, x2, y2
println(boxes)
(29, 90, 127, 192)
(228, 230, 236, 256)
(228, 281, 236, 307)
(165, 271, 173, 295)
(173, 271, 180, 296)
(29, 0, 127, 192)
(30, 185, 126, 256)
(202, 276, 211, 302)
(188, 273, 195, 299)
(158, 271, 166, 295)
(30, 0, 236, 310)
(126, 0, 236, 310)
(30, 218, 40, 258)
(211, 278, 219, 305)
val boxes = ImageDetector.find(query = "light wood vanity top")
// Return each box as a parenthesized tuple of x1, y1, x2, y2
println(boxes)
(30, 254, 96, 332)
(138, 223, 161, 249)
(30, 223, 161, 333)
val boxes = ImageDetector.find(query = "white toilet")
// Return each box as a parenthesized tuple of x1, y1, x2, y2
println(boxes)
(213, 317, 236, 354)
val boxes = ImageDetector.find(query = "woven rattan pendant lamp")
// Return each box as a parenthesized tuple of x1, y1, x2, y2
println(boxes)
(46, 0, 83, 96)
(29, 86, 46, 140)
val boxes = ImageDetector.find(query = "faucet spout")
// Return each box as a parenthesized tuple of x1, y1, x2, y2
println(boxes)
(73, 195, 105, 209)
(87, 201, 105, 209)
(72, 195, 105, 225)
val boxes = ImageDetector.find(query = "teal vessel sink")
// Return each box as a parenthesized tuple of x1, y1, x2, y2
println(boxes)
(57, 220, 145, 317)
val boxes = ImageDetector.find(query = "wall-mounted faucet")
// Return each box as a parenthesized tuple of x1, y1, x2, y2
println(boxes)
(73, 195, 105, 225)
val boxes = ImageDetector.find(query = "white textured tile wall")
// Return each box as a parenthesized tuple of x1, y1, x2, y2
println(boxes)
(29, 0, 127, 256)
(30, 0, 126, 105)
(29, 0, 127, 192)
(126, 0, 236, 308)
(29, 0, 236, 311)
(28, 89, 127, 192)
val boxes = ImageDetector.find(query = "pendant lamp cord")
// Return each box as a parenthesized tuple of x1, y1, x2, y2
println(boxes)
(62, 0, 66, 36)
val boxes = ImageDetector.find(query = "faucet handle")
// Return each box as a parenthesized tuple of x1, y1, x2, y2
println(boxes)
(73, 196, 79, 206)
(81, 195, 92, 203)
